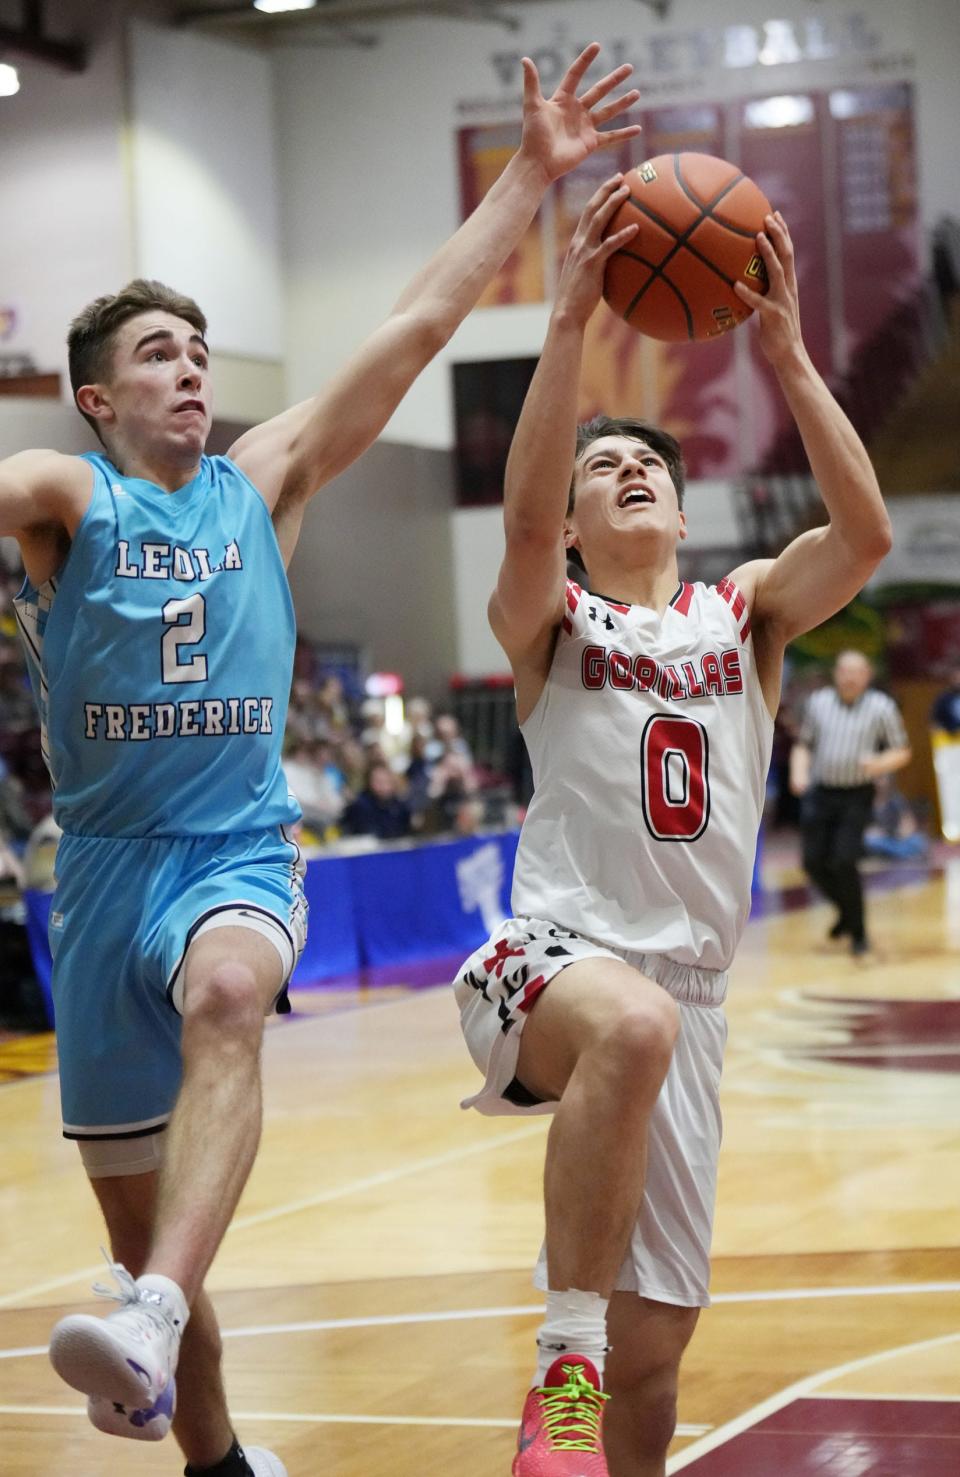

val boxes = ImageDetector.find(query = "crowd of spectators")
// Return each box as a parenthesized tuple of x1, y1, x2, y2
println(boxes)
(282, 662, 495, 845)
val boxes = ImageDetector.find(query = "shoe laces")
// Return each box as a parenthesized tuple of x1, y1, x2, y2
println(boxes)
(90, 1251, 179, 1337)
(536, 1362, 609, 1451)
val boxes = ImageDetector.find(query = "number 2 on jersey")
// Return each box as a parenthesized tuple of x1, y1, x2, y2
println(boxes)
(641, 715, 710, 841)
(161, 593, 207, 684)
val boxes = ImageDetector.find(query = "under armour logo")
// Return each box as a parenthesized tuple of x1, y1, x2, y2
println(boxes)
(588, 605, 615, 630)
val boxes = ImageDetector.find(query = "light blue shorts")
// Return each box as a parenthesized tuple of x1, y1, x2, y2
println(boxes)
(49, 826, 307, 1157)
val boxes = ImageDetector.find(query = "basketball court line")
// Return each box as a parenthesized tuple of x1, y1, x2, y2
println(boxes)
(0, 1403, 711, 1436)
(3, 1279, 958, 1360)
(811, 1390, 960, 1402)
(664, 1330, 960, 1471)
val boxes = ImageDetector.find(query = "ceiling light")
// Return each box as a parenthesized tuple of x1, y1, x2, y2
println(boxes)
(0, 63, 20, 97)
(253, 0, 317, 13)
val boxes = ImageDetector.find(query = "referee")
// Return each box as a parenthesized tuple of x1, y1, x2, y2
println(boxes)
(790, 650, 911, 956)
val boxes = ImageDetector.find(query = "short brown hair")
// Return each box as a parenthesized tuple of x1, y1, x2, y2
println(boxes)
(68, 279, 207, 438)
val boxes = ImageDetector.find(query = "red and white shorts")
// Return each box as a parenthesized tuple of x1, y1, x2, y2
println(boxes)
(453, 915, 728, 1308)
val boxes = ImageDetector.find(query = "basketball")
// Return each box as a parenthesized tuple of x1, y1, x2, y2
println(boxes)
(603, 153, 773, 341)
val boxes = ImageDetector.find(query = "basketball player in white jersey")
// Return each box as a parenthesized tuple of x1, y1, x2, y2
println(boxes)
(453, 176, 892, 1476)
(0, 48, 642, 1477)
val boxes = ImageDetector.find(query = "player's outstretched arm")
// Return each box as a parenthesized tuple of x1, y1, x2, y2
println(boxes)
(490, 176, 637, 715)
(0, 451, 92, 585)
(730, 214, 892, 645)
(228, 45, 640, 550)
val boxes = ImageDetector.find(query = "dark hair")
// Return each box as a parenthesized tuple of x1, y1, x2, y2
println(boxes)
(67, 279, 207, 441)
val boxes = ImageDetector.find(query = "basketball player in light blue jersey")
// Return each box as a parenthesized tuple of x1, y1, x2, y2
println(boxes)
(0, 47, 641, 1477)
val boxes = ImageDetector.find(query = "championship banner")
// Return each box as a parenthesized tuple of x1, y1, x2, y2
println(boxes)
(455, 82, 919, 483)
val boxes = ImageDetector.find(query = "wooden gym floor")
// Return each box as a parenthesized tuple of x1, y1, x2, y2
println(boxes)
(1, 844, 958, 1475)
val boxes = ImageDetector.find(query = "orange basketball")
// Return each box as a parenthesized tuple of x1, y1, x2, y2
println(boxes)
(603, 153, 773, 341)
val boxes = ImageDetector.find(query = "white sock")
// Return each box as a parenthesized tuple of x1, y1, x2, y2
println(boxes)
(534, 1288, 609, 1387)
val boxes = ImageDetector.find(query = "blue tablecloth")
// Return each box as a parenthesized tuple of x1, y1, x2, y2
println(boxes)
(297, 829, 521, 979)
(24, 823, 762, 1006)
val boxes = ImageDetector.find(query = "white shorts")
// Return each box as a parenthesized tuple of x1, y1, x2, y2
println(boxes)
(453, 916, 728, 1308)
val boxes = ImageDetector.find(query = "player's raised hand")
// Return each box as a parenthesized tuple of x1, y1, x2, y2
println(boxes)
(519, 43, 642, 184)
(735, 212, 804, 368)
(554, 174, 638, 326)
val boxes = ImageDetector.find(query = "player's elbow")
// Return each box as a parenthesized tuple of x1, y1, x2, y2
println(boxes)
(867, 512, 893, 562)
(395, 308, 449, 366)
(839, 509, 892, 573)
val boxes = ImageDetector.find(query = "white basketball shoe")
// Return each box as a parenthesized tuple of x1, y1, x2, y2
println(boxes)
(49, 1257, 187, 1409)
(86, 1377, 176, 1440)
(86, 1394, 286, 1477)
(243, 1450, 288, 1477)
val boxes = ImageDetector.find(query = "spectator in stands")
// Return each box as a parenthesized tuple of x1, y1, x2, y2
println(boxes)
(405, 732, 435, 830)
(316, 673, 352, 740)
(863, 774, 928, 861)
(393, 696, 435, 770)
(424, 747, 480, 835)
(285, 678, 323, 746)
(283, 739, 345, 837)
(314, 738, 347, 799)
(359, 697, 410, 770)
(451, 795, 486, 837)
(343, 761, 412, 841)
(434, 712, 475, 767)
(406, 696, 434, 742)
(337, 737, 368, 797)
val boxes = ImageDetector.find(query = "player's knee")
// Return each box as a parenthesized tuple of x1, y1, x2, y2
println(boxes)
(603, 992, 679, 1080)
(184, 959, 265, 1039)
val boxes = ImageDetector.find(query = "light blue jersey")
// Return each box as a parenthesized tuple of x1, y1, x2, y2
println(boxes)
(14, 452, 300, 838)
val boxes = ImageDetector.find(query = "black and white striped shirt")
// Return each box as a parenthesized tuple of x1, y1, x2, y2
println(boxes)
(799, 687, 908, 788)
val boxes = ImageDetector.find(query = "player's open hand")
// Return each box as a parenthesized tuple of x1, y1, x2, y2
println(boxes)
(519, 43, 642, 184)
(554, 175, 638, 326)
(735, 212, 804, 368)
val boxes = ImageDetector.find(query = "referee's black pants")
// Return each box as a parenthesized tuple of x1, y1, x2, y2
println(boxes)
(800, 784, 875, 944)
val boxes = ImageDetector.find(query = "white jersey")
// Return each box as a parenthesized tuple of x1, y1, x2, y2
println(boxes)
(511, 577, 774, 971)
